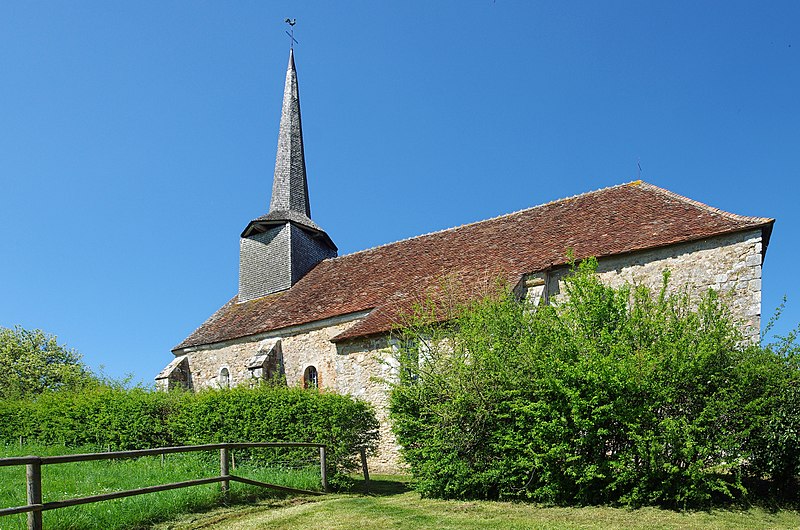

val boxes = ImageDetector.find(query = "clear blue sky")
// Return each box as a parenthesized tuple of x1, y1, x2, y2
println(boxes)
(1, 1, 798, 384)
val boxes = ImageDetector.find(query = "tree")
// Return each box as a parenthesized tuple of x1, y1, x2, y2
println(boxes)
(0, 326, 95, 398)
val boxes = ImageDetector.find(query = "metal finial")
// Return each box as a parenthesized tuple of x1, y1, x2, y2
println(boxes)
(285, 18, 298, 49)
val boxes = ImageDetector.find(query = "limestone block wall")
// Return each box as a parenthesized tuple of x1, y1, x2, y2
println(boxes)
(529, 230, 764, 340)
(180, 319, 358, 391)
(334, 336, 402, 473)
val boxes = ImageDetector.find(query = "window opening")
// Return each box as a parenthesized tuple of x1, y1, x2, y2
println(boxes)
(303, 366, 318, 389)
(219, 367, 230, 389)
(398, 338, 420, 384)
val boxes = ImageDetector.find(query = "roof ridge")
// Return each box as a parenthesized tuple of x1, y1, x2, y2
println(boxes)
(637, 182, 774, 225)
(329, 181, 645, 261)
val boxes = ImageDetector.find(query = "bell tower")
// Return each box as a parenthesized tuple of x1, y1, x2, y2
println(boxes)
(238, 50, 337, 302)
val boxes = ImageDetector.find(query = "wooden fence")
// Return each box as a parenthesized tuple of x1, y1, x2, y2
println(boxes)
(0, 442, 359, 530)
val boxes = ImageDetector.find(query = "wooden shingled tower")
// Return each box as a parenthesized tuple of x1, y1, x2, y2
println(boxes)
(238, 49, 337, 302)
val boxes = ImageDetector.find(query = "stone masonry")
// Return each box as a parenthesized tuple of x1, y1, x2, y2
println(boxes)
(528, 229, 764, 342)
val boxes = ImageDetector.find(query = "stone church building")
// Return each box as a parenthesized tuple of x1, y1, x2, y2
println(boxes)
(157, 50, 774, 471)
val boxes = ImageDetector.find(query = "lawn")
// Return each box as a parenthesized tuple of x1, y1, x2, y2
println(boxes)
(0, 444, 322, 530)
(157, 475, 800, 530)
(1, 448, 799, 530)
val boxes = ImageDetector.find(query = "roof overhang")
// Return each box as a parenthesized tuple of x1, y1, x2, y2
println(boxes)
(241, 213, 337, 251)
(759, 219, 775, 261)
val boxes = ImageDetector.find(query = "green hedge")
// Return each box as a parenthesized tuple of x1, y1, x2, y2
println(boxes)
(389, 260, 800, 508)
(0, 385, 378, 487)
(167, 386, 379, 481)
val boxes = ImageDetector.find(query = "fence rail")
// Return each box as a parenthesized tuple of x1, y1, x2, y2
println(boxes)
(0, 442, 342, 530)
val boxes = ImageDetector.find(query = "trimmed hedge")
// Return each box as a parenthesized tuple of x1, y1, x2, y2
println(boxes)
(390, 260, 800, 508)
(0, 385, 378, 487)
(167, 386, 379, 481)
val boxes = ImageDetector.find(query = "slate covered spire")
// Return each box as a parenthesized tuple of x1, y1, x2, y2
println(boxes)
(238, 49, 337, 303)
(269, 49, 310, 217)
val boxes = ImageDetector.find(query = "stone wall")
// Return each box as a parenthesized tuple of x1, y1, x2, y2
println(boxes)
(179, 318, 357, 392)
(527, 229, 764, 341)
(334, 336, 402, 472)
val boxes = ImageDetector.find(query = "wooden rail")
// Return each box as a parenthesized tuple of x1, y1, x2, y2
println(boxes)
(0, 442, 335, 530)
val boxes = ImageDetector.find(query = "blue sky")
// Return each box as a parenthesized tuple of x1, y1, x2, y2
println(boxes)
(1, 1, 798, 383)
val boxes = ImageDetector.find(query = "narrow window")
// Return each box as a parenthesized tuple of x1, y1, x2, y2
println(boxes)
(303, 366, 318, 389)
(525, 271, 551, 307)
(399, 339, 420, 384)
(219, 367, 230, 389)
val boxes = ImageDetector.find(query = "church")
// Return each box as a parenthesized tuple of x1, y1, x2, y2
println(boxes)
(157, 50, 774, 472)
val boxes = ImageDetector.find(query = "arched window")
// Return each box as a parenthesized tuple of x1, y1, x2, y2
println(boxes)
(219, 367, 230, 389)
(303, 366, 318, 389)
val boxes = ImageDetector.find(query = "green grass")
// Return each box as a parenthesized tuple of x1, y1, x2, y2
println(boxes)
(156, 475, 800, 530)
(0, 444, 322, 530)
(3, 448, 799, 530)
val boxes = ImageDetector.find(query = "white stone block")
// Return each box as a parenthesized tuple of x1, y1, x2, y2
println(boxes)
(745, 254, 761, 267)
(746, 304, 761, 317)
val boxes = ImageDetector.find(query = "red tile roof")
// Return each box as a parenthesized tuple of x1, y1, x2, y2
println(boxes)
(174, 182, 773, 350)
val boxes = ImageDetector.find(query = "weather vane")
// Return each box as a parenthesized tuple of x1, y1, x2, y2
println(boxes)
(285, 18, 298, 50)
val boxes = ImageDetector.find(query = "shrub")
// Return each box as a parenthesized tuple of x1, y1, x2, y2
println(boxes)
(389, 259, 800, 508)
(0, 385, 178, 449)
(168, 385, 379, 486)
(0, 384, 377, 487)
(736, 328, 800, 487)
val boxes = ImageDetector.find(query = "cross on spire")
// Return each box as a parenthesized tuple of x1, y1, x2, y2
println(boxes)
(285, 18, 298, 50)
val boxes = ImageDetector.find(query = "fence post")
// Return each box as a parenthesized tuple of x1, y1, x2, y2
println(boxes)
(26, 456, 43, 530)
(220, 447, 230, 496)
(319, 446, 329, 493)
(359, 447, 370, 494)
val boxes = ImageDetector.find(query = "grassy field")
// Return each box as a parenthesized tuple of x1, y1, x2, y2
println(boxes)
(157, 476, 800, 530)
(0, 444, 322, 530)
(2, 448, 799, 530)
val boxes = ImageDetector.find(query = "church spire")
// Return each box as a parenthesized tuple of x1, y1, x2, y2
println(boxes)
(269, 49, 310, 217)
(237, 47, 336, 303)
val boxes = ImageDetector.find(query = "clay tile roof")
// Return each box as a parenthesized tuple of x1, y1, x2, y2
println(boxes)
(174, 181, 773, 351)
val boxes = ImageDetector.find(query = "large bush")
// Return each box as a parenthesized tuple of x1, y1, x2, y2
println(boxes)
(389, 260, 800, 508)
(0, 385, 378, 487)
